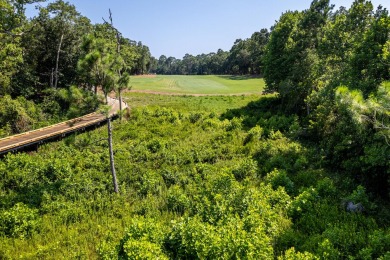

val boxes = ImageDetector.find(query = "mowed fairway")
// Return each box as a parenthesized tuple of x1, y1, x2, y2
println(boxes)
(130, 75, 265, 95)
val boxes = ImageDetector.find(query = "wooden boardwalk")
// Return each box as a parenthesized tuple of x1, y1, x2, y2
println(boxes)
(0, 97, 127, 155)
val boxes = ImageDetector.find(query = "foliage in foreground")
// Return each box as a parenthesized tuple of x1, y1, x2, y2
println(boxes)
(0, 94, 389, 259)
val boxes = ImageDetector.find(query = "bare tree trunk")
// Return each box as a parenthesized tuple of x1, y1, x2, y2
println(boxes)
(107, 117, 119, 193)
(108, 9, 123, 122)
(50, 68, 54, 88)
(108, 9, 121, 54)
(118, 90, 123, 121)
(54, 33, 64, 89)
(306, 103, 310, 116)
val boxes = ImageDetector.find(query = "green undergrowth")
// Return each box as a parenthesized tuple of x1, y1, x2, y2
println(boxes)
(0, 87, 99, 138)
(0, 94, 389, 259)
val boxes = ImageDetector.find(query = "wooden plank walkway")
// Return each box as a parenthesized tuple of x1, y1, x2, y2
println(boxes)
(0, 97, 127, 155)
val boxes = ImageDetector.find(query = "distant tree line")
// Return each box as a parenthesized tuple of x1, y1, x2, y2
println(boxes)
(153, 29, 270, 75)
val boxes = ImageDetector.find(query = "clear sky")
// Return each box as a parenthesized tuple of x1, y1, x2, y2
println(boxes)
(26, 0, 389, 59)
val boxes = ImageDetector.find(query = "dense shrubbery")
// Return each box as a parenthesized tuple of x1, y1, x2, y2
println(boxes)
(0, 95, 44, 137)
(0, 203, 39, 239)
(0, 94, 389, 258)
(0, 88, 99, 137)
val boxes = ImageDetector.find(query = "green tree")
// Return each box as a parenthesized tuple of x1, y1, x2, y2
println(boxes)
(0, 0, 44, 94)
(182, 53, 198, 75)
(263, 11, 302, 98)
(78, 25, 117, 102)
(134, 41, 151, 75)
(348, 5, 390, 96)
(103, 10, 133, 120)
(13, 0, 91, 97)
(227, 39, 251, 75)
(248, 28, 270, 75)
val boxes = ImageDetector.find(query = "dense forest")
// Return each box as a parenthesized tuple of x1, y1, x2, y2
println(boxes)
(1, 0, 390, 259)
(0, 0, 153, 137)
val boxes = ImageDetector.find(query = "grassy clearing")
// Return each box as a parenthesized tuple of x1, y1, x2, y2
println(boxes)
(124, 93, 265, 114)
(130, 75, 265, 94)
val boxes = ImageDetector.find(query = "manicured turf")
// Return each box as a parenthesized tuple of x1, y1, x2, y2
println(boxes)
(130, 75, 265, 94)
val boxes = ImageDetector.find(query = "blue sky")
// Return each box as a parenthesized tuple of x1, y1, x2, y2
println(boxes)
(26, 0, 389, 59)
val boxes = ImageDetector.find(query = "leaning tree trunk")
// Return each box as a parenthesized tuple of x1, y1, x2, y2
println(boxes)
(107, 117, 119, 193)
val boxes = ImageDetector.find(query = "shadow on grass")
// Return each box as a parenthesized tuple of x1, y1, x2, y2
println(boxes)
(220, 95, 287, 130)
(217, 75, 263, 81)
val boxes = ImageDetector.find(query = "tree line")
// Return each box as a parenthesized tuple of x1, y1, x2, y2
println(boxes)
(153, 29, 270, 75)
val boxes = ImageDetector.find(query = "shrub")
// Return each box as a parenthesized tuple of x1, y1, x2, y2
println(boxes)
(160, 169, 177, 187)
(165, 216, 273, 259)
(138, 171, 164, 197)
(254, 134, 308, 175)
(167, 185, 189, 214)
(0, 95, 42, 135)
(243, 125, 263, 145)
(232, 158, 258, 181)
(201, 118, 221, 130)
(314, 219, 378, 259)
(0, 203, 39, 238)
(118, 217, 168, 259)
(344, 185, 376, 212)
(288, 188, 319, 220)
(316, 177, 337, 198)
(147, 139, 164, 153)
(278, 247, 319, 260)
(226, 117, 243, 131)
(258, 114, 296, 136)
(189, 112, 204, 123)
(265, 169, 295, 195)
(357, 230, 390, 259)
(122, 240, 168, 260)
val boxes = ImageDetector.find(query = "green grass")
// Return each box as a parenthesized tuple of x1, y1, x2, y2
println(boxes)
(130, 75, 265, 94)
(124, 93, 265, 114)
